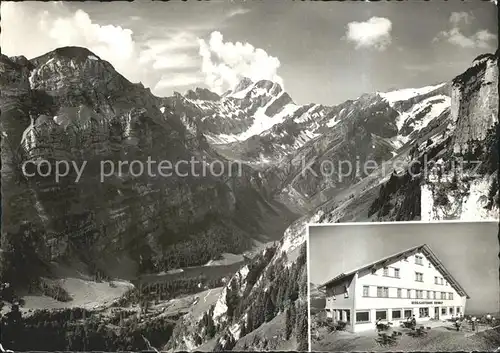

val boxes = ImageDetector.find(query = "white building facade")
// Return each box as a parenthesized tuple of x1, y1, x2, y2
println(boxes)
(320, 244, 469, 333)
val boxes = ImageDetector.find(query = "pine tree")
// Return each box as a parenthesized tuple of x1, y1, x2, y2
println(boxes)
(240, 321, 247, 338)
(290, 303, 297, 330)
(226, 278, 239, 322)
(285, 307, 293, 340)
(206, 313, 216, 338)
(298, 268, 308, 300)
(264, 292, 276, 323)
(295, 302, 309, 351)
(246, 309, 254, 333)
(253, 292, 265, 328)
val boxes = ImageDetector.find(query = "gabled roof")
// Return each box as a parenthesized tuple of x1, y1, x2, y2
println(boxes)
(318, 244, 469, 299)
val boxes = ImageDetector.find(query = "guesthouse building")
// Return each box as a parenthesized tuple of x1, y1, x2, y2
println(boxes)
(318, 244, 469, 332)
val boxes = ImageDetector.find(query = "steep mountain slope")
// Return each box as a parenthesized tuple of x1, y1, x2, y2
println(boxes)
(0, 47, 297, 288)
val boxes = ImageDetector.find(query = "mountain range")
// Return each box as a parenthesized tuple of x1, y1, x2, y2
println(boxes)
(0, 46, 498, 351)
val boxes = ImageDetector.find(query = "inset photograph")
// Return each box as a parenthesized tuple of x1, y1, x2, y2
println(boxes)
(309, 221, 499, 352)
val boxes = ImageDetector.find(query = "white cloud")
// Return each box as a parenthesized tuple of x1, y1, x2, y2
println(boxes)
(434, 11, 497, 49)
(150, 54, 199, 70)
(344, 17, 392, 51)
(226, 8, 250, 18)
(197, 31, 284, 94)
(154, 73, 204, 90)
(138, 32, 201, 71)
(449, 11, 473, 25)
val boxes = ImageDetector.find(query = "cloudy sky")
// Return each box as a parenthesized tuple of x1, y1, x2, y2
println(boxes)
(1, 0, 497, 105)
(309, 221, 499, 315)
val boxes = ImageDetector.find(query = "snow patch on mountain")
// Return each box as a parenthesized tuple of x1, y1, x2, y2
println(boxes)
(291, 130, 321, 149)
(460, 177, 498, 220)
(398, 95, 450, 131)
(211, 97, 300, 143)
(379, 82, 446, 106)
(421, 175, 498, 221)
(230, 84, 254, 99)
(212, 287, 229, 321)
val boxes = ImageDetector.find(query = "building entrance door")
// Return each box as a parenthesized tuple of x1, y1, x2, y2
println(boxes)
(435, 307, 440, 320)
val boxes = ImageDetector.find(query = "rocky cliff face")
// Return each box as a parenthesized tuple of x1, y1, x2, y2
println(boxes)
(420, 53, 499, 221)
(0, 47, 296, 286)
(451, 54, 498, 153)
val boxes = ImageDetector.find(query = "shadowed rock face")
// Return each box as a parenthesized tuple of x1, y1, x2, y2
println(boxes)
(0, 47, 297, 285)
(451, 54, 499, 153)
(185, 88, 221, 102)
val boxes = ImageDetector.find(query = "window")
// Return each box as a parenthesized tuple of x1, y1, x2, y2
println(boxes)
(457, 307, 461, 314)
(440, 278, 444, 285)
(397, 288, 402, 298)
(428, 262, 432, 268)
(376, 287, 388, 298)
(392, 310, 402, 319)
(441, 292, 446, 300)
(434, 276, 438, 284)
(404, 257, 408, 262)
(356, 311, 370, 323)
(448, 293, 453, 300)
(415, 272, 423, 282)
(344, 284, 349, 298)
(427, 291, 431, 299)
(363, 286, 369, 297)
(433, 291, 437, 299)
(441, 307, 446, 315)
(416, 290, 424, 299)
(404, 309, 412, 319)
(394, 268, 400, 278)
(419, 307, 429, 318)
(449, 307, 454, 315)
(376, 310, 387, 320)
(407, 289, 411, 298)
(383, 267, 388, 276)
(415, 255, 423, 265)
